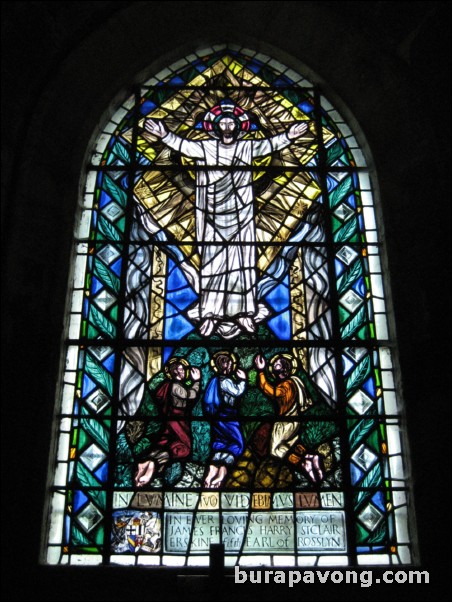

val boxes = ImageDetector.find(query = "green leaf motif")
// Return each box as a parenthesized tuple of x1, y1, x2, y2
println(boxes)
(103, 174, 127, 207)
(115, 433, 132, 463)
(90, 305, 116, 338)
(341, 305, 366, 339)
(81, 416, 110, 452)
(241, 387, 273, 417)
(192, 421, 210, 462)
(97, 216, 122, 243)
(164, 462, 183, 486)
(334, 217, 358, 243)
(133, 437, 152, 458)
(76, 461, 99, 488)
(88, 488, 106, 510)
(93, 258, 120, 293)
(72, 524, 90, 546)
(337, 260, 363, 295)
(114, 463, 133, 488)
(112, 142, 130, 163)
(85, 354, 113, 396)
(329, 176, 353, 209)
(345, 355, 371, 396)
(191, 399, 204, 418)
(327, 141, 345, 165)
(354, 463, 381, 508)
(300, 421, 339, 450)
(243, 420, 261, 442)
(76, 463, 106, 510)
(349, 418, 375, 449)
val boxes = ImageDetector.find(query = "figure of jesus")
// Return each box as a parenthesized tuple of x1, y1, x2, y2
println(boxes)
(144, 103, 308, 337)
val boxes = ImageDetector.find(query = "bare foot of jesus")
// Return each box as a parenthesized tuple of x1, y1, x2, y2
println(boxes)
(238, 316, 255, 332)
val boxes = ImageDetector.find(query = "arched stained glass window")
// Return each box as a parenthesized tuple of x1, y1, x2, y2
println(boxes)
(44, 45, 415, 568)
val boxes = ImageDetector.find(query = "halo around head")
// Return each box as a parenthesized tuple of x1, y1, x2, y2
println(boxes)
(268, 353, 298, 376)
(199, 99, 253, 139)
(210, 350, 238, 373)
(165, 357, 189, 379)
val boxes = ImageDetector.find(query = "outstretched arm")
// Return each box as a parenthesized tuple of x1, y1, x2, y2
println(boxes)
(144, 118, 205, 159)
(253, 121, 310, 157)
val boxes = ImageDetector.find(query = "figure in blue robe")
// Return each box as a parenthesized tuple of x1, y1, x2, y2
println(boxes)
(203, 352, 247, 488)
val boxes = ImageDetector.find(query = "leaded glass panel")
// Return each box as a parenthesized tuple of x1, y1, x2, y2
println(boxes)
(44, 45, 413, 568)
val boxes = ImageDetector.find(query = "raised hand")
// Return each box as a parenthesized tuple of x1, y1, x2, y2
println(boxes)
(287, 121, 308, 140)
(144, 118, 167, 138)
(190, 367, 201, 381)
(254, 354, 266, 371)
(236, 368, 246, 380)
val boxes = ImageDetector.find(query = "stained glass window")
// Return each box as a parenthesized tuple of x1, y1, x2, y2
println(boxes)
(44, 45, 414, 568)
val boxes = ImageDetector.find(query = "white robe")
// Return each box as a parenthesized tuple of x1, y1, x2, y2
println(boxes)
(162, 131, 292, 321)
